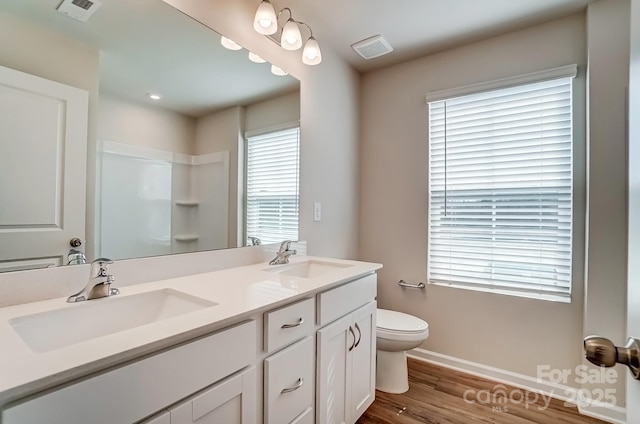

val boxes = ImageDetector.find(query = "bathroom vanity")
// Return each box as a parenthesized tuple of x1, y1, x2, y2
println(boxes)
(0, 257, 381, 424)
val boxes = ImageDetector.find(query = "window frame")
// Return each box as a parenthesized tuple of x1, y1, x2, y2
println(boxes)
(425, 65, 583, 303)
(243, 122, 301, 246)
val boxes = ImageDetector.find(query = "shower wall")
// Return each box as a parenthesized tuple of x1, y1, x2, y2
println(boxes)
(97, 140, 229, 260)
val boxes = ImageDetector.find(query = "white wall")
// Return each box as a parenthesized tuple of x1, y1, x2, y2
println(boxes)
(97, 94, 196, 155)
(196, 106, 244, 246)
(582, 0, 630, 411)
(245, 91, 300, 134)
(359, 14, 587, 383)
(164, 0, 361, 259)
(0, 11, 98, 95)
(626, 0, 640, 419)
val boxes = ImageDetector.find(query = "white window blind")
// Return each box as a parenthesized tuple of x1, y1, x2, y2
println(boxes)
(246, 126, 300, 245)
(428, 75, 575, 301)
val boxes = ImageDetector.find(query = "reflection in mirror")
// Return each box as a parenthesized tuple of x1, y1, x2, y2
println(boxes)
(0, 0, 300, 272)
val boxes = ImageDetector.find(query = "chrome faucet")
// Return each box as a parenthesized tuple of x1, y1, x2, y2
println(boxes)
(269, 240, 297, 265)
(67, 258, 119, 303)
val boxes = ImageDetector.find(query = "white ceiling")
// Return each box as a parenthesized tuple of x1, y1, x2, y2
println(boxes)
(1, 0, 299, 118)
(2, 0, 596, 116)
(288, 0, 596, 72)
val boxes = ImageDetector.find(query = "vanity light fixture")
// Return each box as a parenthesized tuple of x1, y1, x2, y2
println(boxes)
(300, 24, 321, 65)
(248, 51, 266, 63)
(270, 65, 288, 76)
(280, 11, 302, 51)
(253, 1, 322, 65)
(146, 92, 162, 101)
(253, 0, 278, 35)
(221, 36, 243, 51)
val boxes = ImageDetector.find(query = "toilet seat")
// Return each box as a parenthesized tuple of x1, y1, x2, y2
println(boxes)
(377, 309, 429, 334)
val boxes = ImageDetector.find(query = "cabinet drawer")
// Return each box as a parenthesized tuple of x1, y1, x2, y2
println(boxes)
(317, 274, 376, 326)
(2, 320, 257, 424)
(264, 337, 314, 424)
(264, 297, 314, 352)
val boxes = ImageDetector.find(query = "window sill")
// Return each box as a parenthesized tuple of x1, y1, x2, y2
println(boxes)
(428, 280, 571, 304)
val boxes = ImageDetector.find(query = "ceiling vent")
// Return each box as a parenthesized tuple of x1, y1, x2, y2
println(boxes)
(351, 35, 393, 60)
(56, 0, 102, 22)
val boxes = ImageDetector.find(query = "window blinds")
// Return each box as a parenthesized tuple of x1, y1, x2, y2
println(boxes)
(246, 126, 300, 245)
(428, 76, 574, 300)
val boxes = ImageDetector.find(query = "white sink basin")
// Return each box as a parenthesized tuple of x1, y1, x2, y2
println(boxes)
(9, 289, 217, 353)
(266, 260, 353, 278)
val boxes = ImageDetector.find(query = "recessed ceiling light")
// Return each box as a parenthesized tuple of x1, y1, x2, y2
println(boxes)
(146, 92, 162, 100)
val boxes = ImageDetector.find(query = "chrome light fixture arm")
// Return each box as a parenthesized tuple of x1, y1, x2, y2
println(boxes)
(253, 0, 322, 65)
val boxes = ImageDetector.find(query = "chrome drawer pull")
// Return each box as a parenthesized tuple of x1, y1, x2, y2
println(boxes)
(354, 322, 362, 348)
(281, 377, 304, 394)
(281, 317, 304, 329)
(348, 326, 356, 351)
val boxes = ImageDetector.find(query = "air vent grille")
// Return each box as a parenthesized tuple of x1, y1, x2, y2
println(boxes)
(72, 0, 94, 10)
(351, 35, 393, 60)
(56, 0, 102, 22)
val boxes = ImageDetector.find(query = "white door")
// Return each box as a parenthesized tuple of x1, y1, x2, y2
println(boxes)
(626, 0, 640, 420)
(0, 65, 88, 271)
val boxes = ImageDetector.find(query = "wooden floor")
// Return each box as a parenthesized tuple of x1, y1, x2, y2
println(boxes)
(356, 358, 608, 424)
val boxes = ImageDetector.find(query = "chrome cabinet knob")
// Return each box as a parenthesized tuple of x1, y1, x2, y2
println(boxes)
(584, 335, 640, 379)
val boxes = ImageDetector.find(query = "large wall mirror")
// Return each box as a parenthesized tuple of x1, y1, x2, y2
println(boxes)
(0, 0, 300, 272)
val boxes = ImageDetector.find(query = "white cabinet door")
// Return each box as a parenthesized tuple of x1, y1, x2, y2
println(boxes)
(140, 411, 171, 424)
(317, 302, 377, 424)
(170, 367, 257, 424)
(348, 302, 376, 422)
(317, 313, 352, 424)
(0, 65, 88, 270)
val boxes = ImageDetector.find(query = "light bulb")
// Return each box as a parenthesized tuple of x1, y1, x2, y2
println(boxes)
(280, 19, 302, 50)
(302, 37, 322, 65)
(253, 1, 277, 35)
(146, 92, 162, 100)
(221, 36, 242, 51)
(248, 52, 266, 63)
(271, 65, 288, 76)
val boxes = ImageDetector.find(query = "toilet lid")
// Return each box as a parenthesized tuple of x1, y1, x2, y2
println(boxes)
(377, 309, 429, 334)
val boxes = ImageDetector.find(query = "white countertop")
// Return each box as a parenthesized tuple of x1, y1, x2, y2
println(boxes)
(0, 256, 381, 406)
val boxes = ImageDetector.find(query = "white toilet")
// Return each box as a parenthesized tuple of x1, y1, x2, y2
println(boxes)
(375, 308, 429, 394)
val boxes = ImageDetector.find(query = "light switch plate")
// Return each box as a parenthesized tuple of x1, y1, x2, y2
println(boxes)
(313, 202, 321, 222)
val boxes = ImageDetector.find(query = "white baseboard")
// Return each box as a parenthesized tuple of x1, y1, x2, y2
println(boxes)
(408, 348, 626, 424)
(578, 399, 626, 424)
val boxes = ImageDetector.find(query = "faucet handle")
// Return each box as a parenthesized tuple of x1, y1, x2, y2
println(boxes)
(279, 240, 293, 251)
(91, 258, 113, 277)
